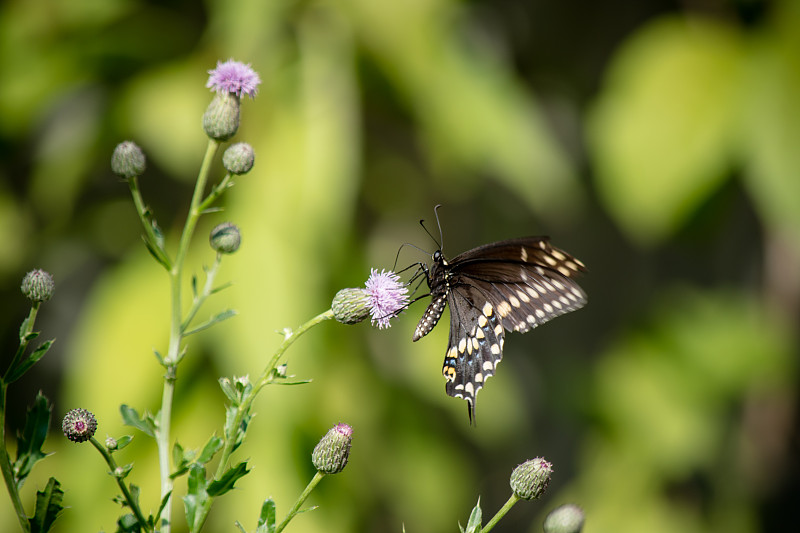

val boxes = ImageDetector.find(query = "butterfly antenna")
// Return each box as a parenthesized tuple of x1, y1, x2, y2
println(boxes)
(419, 206, 443, 250)
(393, 242, 431, 272)
(433, 204, 444, 251)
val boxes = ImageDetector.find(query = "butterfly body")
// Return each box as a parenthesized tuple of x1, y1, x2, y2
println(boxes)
(413, 237, 587, 421)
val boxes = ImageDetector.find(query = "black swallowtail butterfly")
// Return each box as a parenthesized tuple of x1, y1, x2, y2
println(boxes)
(413, 235, 587, 422)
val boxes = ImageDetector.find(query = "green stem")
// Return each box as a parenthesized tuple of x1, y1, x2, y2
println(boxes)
(181, 253, 223, 332)
(89, 437, 152, 532)
(481, 493, 520, 533)
(190, 309, 335, 533)
(274, 471, 326, 533)
(0, 382, 31, 533)
(127, 176, 172, 270)
(156, 138, 221, 533)
(0, 304, 42, 533)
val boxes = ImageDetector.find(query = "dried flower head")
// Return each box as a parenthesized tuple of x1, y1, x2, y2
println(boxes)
(21, 269, 55, 302)
(312, 423, 353, 474)
(62, 408, 97, 443)
(364, 269, 409, 329)
(510, 457, 553, 500)
(206, 59, 261, 99)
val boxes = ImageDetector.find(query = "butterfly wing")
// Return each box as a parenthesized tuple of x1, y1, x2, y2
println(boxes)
(440, 237, 587, 420)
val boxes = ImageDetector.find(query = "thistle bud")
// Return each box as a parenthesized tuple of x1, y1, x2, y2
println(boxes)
(62, 408, 97, 443)
(331, 288, 369, 325)
(210, 222, 241, 254)
(544, 504, 585, 533)
(111, 141, 146, 178)
(312, 423, 353, 474)
(21, 269, 55, 302)
(510, 457, 552, 500)
(105, 436, 118, 451)
(222, 142, 255, 175)
(203, 93, 240, 141)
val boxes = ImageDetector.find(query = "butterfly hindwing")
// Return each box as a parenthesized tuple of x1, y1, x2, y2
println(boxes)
(415, 236, 587, 422)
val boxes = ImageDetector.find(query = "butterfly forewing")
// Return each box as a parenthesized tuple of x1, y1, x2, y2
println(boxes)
(414, 236, 587, 422)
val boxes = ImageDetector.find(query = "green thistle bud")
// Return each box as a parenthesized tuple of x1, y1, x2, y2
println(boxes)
(210, 222, 241, 254)
(21, 269, 55, 302)
(544, 504, 585, 533)
(510, 457, 552, 500)
(62, 408, 97, 443)
(222, 142, 255, 175)
(111, 141, 146, 178)
(331, 288, 369, 325)
(312, 423, 353, 474)
(105, 436, 118, 451)
(203, 92, 240, 141)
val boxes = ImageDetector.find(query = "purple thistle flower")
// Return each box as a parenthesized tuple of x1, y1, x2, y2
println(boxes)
(364, 269, 409, 329)
(206, 59, 261, 99)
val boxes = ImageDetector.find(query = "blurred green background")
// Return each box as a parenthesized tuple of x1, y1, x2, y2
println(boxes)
(1, 0, 798, 532)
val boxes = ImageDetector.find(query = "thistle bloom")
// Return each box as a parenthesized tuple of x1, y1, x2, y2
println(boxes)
(62, 408, 97, 443)
(509, 457, 553, 500)
(312, 423, 353, 474)
(206, 59, 261, 99)
(364, 269, 409, 329)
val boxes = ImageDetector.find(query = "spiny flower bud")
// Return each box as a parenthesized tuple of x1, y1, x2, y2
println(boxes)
(203, 92, 240, 141)
(105, 436, 118, 451)
(312, 423, 353, 474)
(210, 222, 241, 254)
(510, 457, 552, 500)
(222, 142, 255, 175)
(543, 504, 585, 533)
(332, 288, 370, 325)
(21, 269, 55, 302)
(111, 141, 146, 179)
(62, 408, 97, 443)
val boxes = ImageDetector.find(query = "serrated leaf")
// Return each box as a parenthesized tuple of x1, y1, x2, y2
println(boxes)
(207, 462, 250, 496)
(6, 340, 54, 383)
(183, 309, 238, 337)
(29, 477, 63, 533)
(198, 436, 224, 464)
(256, 498, 277, 533)
(14, 392, 52, 486)
(120, 405, 155, 437)
(184, 464, 209, 530)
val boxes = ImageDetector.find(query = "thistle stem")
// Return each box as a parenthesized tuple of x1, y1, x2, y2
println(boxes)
(481, 494, 520, 533)
(90, 437, 152, 532)
(274, 471, 326, 533)
(155, 138, 221, 533)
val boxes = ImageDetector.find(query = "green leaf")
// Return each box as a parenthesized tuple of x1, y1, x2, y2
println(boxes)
(120, 405, 155, 437)
(6, 340, 55, 383)
(183, 309, 238, 337)
(14, 392, 52, 486)
(115, 512, 139, 533)
(198, 435, 224, 465)
(256, 498, 277, 533)
(464, 498, 482, 533)
(154, 490, 172, 525)
(209, 281, 234, 295)
(29, 477, 64, 533)
(111, 463, 133, 480)
(235, 521, 249, 533)
(116, 435, 133, 451)
(183, 464, 209, 530)
(207, 461, 250, 496)
(588, 16, 744, 245)
(219, 377, 238, 404)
